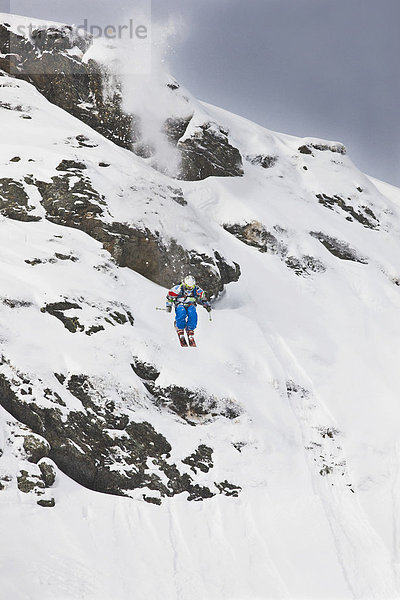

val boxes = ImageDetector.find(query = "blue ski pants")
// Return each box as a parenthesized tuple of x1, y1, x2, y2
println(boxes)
(175, 304, 198, 331)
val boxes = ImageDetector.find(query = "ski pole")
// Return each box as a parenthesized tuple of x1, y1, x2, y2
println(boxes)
(155, 307, 169, 311)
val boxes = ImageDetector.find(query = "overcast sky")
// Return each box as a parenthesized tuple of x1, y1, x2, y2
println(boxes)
(5, 0, 400, 186)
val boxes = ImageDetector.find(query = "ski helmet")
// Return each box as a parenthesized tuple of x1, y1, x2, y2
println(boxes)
(183, 275, 196, 290)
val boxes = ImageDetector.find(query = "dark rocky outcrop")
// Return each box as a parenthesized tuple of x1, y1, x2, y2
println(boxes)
(316, 193, 379, 229)
(144, 383, 242, 424)
(0, 22, 137, 150)
(34, 164, 240, 297)
(0, 370, 238, 502)
(245, 154, 278, 169)
(298, 145, 313, 155)
(131, 358, 160, 382)
(310, 232, 367, 263)
(182, 445, 214, 473)
(298, 142, 346, 156)
(40, 299, 134, 335)
(37, 498, 56, 507)
(163, 117, 245, 181)
(23, 434, 50, 463)
(177, 122, 244, 181)
(98, 225, 240, 298)
(285, 255, 326, 277)
(1, 23, 246, 183)
(224, 221, 325, 277)
(162, 116, 192, 145)
(131, 359, 242, 424)
(224, 221, 287, 256)
(31, 25, 91, 53)
(17, 470, 45, 494)
(0, 178, 40, 222)
(38, 460, 56, 487)
(215, 480, 242, 497)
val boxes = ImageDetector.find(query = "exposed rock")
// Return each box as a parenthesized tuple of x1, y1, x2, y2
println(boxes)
(0, 178, 40, 222)
(34, 165, 239, 298)
(223, 221, 287, 256)
(56, 159, 87, 171)
(177, 122, 244, 181)
(25, 253, 78, 266)
(215, 480, 242, 497)
(182, 445, 214, 473)
(1, 23, 248, 187)
(131, 358, 160, 382)
(187, 485, 215, 502)
(2, 298, 32, 308)
(310, 231, 368, 263)
(298, 142, 346, 156)
(285, 255, 326, 276)
(99, 225, 240, 299)
(38, 459, 56, 487)
(40, 298, 134, 335)
(143, 495, 162, 505)
(162, 116, 192, 145)
(0, 372, 228, 502)
(17, 469, 45, 494)
(168, 186, 187, 206)
(0, 23, 137, 150)
(245, 154, 278, 169)
(75, 134, 98, 148)
(311, 142, 346, 155)
(37, 498, 56, 508)
(232, 442, 247, 453)
(35, 168, 106, 229)
(31, 25, 91, 53)
(23, 434, 50, 463)
(298, 145, 313, 155)
(41, 300, 83, 333)
(147, 383, 242, 424)
(224, 221, 327, 277)
(316, 193, 379, 229)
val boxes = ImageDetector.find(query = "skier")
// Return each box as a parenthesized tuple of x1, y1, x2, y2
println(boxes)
(166, 275, 211, 347)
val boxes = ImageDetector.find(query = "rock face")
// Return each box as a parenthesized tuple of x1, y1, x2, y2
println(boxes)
(298, 142, 347, 156)
(0, 23, 137, 149)
(33, 160, 240, 298)
(177, 122, 244, 181)
(132, 358, 242, 424)
(316, 193, 379, 229)
(310, 231, 368, 263)
(224, 221, 326, 277)
(0, 178, 40, 222)
(0, 366, 241, 503)
(0, 22, 246, 183)
(245, 154, 278, 169)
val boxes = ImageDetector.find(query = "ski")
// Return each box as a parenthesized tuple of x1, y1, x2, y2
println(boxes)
(176, 327, 188, 347)
(187, 330, 196, 347)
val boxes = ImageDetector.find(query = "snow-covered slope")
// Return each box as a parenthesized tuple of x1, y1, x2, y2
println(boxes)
(1, 13, 400, 600)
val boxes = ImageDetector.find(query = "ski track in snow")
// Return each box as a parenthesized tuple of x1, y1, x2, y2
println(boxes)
(279, 335, 399, 599)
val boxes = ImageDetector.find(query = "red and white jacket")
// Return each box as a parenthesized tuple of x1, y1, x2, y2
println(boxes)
(166, 284, 210, 309)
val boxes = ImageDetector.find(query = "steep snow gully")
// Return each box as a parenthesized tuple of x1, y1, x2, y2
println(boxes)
(0, 12, 400, 600)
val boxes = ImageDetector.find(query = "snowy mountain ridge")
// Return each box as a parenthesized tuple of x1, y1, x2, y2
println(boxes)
(0, 12, 400, 600)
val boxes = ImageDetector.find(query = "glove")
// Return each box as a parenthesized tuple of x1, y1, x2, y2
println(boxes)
(166, 305, 172, 313)
(205, 305, 211, 313)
